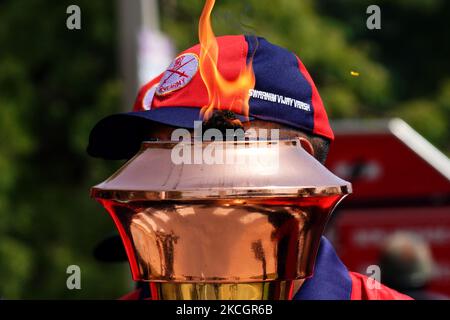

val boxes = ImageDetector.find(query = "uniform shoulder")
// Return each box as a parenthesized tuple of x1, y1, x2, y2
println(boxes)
(349, 271, 414, 300)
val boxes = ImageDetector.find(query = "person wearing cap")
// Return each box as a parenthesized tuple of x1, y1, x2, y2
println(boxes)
(378, 232, 448, 300)
(88, 35, 412, 300)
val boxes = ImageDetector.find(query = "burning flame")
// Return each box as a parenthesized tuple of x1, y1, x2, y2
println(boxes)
(198, 0, 255, 121)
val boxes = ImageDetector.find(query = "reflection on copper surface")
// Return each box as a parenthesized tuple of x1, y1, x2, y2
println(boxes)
(149, 281, 300, 300)
(92, 140, 352, 299)
(99, 197, 338, 282)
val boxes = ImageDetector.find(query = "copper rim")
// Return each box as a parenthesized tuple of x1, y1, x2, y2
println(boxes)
(91, 185, 352, 201)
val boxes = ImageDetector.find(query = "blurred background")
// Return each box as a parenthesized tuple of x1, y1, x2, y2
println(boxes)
(0, 0, 449, 299)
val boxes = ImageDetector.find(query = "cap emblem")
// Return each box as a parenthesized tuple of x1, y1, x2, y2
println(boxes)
(156, 53, 199, 96)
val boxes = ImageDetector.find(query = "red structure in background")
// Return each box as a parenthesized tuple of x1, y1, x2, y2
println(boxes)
(326, 118, 450, 297)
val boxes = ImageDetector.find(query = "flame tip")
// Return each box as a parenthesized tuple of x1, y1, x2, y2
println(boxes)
(198, 0, 255, 122)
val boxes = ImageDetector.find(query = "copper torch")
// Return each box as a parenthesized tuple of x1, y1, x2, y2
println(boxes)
(91, 139, 351, 299)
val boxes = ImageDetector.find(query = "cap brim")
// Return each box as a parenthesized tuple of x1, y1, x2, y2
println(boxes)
(87, 107, 253, 160)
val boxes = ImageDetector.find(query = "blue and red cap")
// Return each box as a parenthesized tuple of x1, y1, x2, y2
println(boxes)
(88, 35, 333, 159)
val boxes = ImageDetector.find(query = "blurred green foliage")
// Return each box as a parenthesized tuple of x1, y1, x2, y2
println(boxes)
(0, 0, 130, 298)
(0, 0, 448, 298)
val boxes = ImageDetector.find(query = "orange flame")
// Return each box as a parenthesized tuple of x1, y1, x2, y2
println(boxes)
(198, 0, 255, 121)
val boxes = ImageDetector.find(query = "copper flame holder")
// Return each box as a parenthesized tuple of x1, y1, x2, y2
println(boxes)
(91, 140, 351, 299)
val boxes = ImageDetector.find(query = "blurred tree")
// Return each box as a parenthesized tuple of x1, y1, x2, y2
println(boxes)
(0, 0, 129, 298)
(0, 0, 448, 299)
(317, 0, 450, 151)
